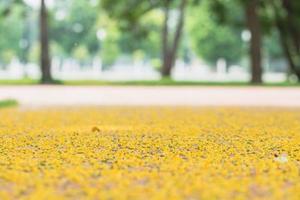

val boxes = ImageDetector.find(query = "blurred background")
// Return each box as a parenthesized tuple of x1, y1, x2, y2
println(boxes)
(0, 0, 299, 85)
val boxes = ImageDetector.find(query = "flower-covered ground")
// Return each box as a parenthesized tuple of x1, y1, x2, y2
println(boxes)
(0, 107, 300, 199)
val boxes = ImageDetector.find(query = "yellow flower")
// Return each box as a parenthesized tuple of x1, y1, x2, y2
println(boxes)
(0, 107, 300, 199)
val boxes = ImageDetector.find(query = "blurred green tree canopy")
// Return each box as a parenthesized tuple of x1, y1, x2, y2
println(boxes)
(0, 0, 300, 83)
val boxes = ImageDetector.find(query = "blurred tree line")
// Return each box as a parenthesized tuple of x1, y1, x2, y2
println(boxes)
(0, 0, 299, 84)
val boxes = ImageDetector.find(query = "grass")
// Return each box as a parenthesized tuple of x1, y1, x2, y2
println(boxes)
(64, 79, 252, 86)
(0, 78, 300, 87)
(64, 79, 300, 87)
(0, 107, 300, 199)
(0, 79, 39, 85)
(0, 99, 18, 108)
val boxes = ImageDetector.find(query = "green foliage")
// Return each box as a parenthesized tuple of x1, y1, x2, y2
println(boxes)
(0, 0, 298, 78)
(101, 0, 161, 29)
(51, 0, 99, 58)
(208, 0, 244, 28)
(101, 0, 170, 64)
(187, 2, 244, 65)
(101, 41, 119, 68)
(264, 29, 283, 59)
(0, 4, 24, 65)
(28, 42, 39, 63)
(118, 10, 162, 58)
(73, 45, 89, 62)
(99, 15, 120, 68)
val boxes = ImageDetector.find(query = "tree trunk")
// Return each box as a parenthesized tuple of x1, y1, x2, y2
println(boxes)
(279, 32, 300, 80)
(161, 0, 187, 78)
(161, 1, 172, 77)
(169, 0, 187, 70)
(245, 0, 263, 84)
(272, 0, 300, 81)
(282, 0, 300, 53)
(40, 0, 53, 84)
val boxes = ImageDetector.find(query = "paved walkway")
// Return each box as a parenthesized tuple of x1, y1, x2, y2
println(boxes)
(0, 86, 300, 107)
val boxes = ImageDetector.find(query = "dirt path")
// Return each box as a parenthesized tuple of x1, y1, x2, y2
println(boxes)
(0, 86, 300, 107)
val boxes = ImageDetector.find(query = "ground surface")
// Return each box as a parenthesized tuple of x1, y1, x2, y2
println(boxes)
(1, 86, 300, 107)
(0, 107, 300, 199)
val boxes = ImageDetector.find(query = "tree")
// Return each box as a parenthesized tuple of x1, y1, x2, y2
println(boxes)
(269, 0, 300, 81)
(101, 0, 188, 77)
(244, 0, 263, 83)
(187, 1, 244, 66)
(1, 0, 54, 83)
(40, 0, 53, 84)
(117, 10, 162, 62)
(210, 0, 263, 84)
(161, 0, 187, 77)
(51, 0, 100, 57)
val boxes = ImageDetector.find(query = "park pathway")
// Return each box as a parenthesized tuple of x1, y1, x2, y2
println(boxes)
(0, 86, 300, 107)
